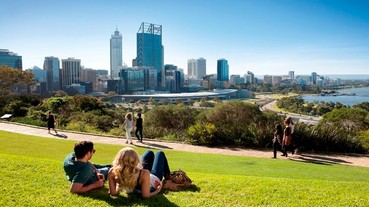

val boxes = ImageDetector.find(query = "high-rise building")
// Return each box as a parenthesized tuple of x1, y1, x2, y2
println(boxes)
(81, 68, 97, 91)
(311, 72, 317, 85)
(61, 58, 81, 87)
(0, 49, 22, 69)
(217, 59, 229, 81)
(43, 56, 60, 91)
(27, 66, 46, 82)
(264, 75, 273, 84)
(247, 71, 255, 84)
(136, 22, 164, 88)
(187, 59, 196, 78)
(272, 76, 282, 86)
(288, 71, 295, 80)
(110, 29, 123, 79)
(187, 58, 206, 80)
(196, 58, 206, 79)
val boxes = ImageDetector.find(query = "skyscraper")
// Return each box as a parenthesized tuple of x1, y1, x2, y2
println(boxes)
(61, 58, 81, 87)
(187, 58, 206, 80)
(110, 29, 122, 79)
(0, 49, 22, 69)
(288, 71, 295, 80)
(187, 59, 196, 78)
(196, 58, 206, 80)
(217, 59, 229, 81)
(43, 56, 60, 91)
(137, 22, 164, 88)
(311, 72, 317, 85)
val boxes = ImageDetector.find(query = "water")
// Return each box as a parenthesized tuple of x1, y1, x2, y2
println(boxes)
(302, 87, 369, 106)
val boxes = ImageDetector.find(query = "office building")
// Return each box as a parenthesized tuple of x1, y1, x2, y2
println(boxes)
(196, 58, 206, 79)
(272, 76, 282, 86)
(136, 22, 164, 88)
(43, 56, 60, 91)
(61, 58, 81, 87)
(0, 49, 22, 69)
(110, 29, 123, 79)
(81, 68, 97, 91)
(288, 71, 295, 80)
(311, 72, 317, 85)
(26, 66, 46, 82)
(187, 59, 196, 78)
(264, 75, 273, 84)
(187, 58, 206, 80)
(217, 59, 229, 81)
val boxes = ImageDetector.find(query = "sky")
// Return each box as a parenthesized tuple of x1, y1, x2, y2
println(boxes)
(1, 0, 369, 76)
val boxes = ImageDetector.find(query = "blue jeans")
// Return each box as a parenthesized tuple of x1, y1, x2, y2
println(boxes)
(141, 150, 170, 180)
(93, 164, 111, 181)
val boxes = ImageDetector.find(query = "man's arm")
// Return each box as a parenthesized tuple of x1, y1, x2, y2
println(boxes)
(70, 180, 104, 194)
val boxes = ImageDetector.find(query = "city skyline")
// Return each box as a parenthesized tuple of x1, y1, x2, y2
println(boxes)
(1, 0, 369, 75)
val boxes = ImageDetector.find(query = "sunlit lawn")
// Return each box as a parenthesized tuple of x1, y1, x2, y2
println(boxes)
(1, 130, 368, 206)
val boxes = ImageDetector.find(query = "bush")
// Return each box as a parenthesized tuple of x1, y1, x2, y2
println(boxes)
(10, 117, 47, 127)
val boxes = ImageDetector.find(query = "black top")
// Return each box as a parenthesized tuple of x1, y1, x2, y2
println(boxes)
(136, 117, 143, 128)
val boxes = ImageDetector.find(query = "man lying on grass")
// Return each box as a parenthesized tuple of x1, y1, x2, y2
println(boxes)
(63, 141, 111, 194)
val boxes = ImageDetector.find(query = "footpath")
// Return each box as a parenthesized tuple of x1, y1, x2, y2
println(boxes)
(0, 121, 368, 168)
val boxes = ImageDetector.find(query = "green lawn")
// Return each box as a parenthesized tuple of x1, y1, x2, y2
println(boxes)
(1, 130, 368, 206)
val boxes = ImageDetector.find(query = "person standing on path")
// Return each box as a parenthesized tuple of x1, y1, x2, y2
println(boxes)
(46, 111, 58, 134)
(123, 113, 134, 144)
(135, 113, 143, 142)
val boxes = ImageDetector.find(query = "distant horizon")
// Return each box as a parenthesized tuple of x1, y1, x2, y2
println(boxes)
(1, 0, 369, 75)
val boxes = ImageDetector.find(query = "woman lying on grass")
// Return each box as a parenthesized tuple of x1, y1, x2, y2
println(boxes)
(108, 147, 171, 199)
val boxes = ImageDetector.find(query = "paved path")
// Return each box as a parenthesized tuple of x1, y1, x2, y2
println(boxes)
(1, 121, 368, 168)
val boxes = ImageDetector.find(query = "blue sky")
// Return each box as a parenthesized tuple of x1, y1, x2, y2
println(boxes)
(1, 0, 369, 75)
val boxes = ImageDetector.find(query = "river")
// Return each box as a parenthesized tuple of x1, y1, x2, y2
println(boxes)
(302, 87, 369, 106)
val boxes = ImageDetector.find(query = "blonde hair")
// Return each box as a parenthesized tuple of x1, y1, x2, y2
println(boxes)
(111, 147, 142, 192)
(125, 113, 132, 120)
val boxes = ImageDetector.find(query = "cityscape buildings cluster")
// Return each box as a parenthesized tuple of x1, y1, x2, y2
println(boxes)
(0, 22, 342, 101)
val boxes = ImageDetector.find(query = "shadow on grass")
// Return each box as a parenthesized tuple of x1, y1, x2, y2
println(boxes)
(288, 154, 353, 166)
(82, 185, 200, 206)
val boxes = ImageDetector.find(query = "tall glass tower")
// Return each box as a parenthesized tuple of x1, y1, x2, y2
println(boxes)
(217, 59, 229, 81)
(137, 22, 164, 88)
(0, 49, 22, 69)
(110, 29, 122, 79)
(43, 56, 60, 91)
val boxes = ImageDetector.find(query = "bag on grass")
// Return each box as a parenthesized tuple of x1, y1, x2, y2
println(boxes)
(163, 169, 192, 191)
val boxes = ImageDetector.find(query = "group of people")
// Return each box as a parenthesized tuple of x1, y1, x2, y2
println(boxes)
(63, 140, 174, 199)
(46, 111, 144, 143)
(272, 117, 297, 158)
(123, 112, 143, 144)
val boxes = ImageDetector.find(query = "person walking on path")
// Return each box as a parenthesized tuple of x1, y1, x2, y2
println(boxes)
(135, 113, 143, 142)
(282, 118, 294, 157)
(123, 113, 134, 144)
(63, 140, 111, 194)
(272, 124, 283, 158)
(46, 111, 58, 134)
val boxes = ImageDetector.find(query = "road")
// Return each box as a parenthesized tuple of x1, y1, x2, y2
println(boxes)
(261, 100, 321, 125)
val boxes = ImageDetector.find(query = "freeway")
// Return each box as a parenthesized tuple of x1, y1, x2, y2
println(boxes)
(261, 100, 321, 125)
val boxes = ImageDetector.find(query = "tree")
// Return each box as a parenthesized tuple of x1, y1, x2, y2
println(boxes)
(0, 65, 34, 104)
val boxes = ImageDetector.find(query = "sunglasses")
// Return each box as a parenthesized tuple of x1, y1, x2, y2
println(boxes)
(92, 149, 96, 154)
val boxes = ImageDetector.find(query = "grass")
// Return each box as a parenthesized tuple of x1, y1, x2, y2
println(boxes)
(1, 130, 369, 206)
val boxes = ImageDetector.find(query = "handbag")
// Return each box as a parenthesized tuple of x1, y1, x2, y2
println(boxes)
(163, 169, 192, 191)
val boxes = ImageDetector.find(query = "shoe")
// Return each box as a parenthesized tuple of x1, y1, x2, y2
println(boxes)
(129, 142, 133, 145)
(125, 141, 128, 144)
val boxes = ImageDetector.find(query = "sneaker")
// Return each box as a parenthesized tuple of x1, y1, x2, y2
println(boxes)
(125, 141, 128, 144)
(130, 142, 133, 145)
